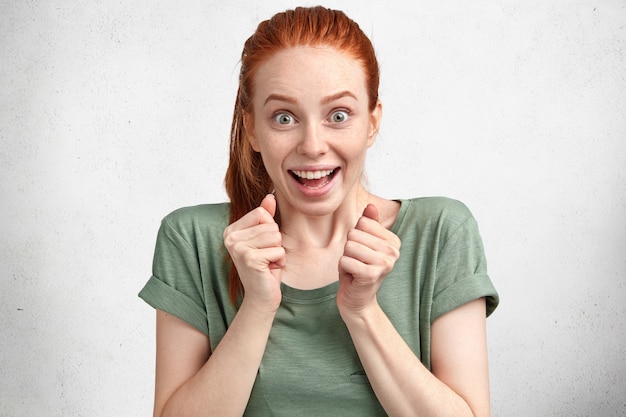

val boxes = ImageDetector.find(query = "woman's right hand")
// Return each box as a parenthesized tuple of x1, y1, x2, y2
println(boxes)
(223, 194, 285, 312)
(155, 195, 284, 417)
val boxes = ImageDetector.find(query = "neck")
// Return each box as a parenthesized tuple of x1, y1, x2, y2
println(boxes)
(278, 188, 371, 250)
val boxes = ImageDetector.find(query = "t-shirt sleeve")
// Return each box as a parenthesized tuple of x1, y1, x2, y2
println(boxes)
(431, 215, 499, 323)
(138, 216, 209, 335)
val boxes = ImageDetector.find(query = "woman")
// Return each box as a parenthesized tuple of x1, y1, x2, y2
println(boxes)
(140, 6, 499, 417)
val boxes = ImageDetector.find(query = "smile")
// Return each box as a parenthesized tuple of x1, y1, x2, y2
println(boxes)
(289, 169, 337, 189)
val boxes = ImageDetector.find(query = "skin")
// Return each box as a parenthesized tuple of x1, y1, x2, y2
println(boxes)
(152, 47, 492, 417)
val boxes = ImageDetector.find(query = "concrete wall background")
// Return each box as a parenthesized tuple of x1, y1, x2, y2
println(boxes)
(1, 1, 624, 415)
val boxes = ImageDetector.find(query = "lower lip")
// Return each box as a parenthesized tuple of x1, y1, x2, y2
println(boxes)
(291, 170, 339, 198)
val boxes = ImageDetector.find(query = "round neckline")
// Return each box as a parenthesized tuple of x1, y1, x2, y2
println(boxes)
(277, 199, 410, 303)
(280, 280, 339, 303)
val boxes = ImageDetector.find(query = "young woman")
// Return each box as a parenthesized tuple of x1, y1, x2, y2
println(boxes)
(139, 6, 499, 417)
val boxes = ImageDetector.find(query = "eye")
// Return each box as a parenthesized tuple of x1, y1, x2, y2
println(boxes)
(330, 110, 349, 123)
(273, 113, 295, 125)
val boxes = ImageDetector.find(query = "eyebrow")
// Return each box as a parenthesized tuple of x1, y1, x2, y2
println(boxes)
(263, 90, 358, 106)
(264, 94, 298, 106)
(321, 90, 358, 105)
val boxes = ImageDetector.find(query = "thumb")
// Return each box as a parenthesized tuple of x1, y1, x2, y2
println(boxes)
(362, 203, 379, 222)
(260, 194, 277, 218)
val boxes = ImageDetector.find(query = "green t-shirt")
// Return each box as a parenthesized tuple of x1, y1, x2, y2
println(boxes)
(139, 197, 499, 416)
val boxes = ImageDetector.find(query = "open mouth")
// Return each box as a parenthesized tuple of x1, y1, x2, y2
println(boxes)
(289, 169, 337, 189)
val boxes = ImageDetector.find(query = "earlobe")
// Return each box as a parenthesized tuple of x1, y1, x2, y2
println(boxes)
(367, 101, 383, 146)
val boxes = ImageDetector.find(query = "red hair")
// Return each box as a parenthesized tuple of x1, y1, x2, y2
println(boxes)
(224, 6, 380, 304)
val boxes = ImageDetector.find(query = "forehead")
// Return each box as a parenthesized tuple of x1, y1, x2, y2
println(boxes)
(252, 46, 368, 103)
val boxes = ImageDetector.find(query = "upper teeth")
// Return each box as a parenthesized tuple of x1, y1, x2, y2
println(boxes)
(292, 169, 334, 180)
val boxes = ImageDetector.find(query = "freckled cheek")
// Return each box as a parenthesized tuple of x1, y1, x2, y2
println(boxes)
(339, 137, 371, 159)
(256, 138, 291, 178)
(264, 141, 293, 161)
(254, 130, 287, 154)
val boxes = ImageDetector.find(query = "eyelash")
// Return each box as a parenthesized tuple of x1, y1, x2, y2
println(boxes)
(271, 109, 351, 125)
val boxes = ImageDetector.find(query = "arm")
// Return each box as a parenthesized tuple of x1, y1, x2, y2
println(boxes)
(154, 301, 276, 417)
(153, 195, 284, 417)
(340, 298, 490, 417)
(338, 205, 491, 417)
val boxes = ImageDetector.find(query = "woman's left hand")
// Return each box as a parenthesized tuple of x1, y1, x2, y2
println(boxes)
(337, 204, 401, 315)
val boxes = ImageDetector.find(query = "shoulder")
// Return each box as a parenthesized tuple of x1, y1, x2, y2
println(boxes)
(393, 197, 480, 244)
(399, 197, 475, 227)
(159, 202, 231, 244)
(163, 202, 230, 227)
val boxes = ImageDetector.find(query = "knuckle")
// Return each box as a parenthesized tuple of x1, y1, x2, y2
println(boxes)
(223, 233, 234, 249)
(384, 240, 400, 258)
(229, 241, 246, 257)
(266, 229, 281, 245)
(383, 256, 395, 269)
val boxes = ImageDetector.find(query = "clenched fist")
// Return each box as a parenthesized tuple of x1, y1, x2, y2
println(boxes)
(337, 204, 401, 315)
(223, 194, 286, 312)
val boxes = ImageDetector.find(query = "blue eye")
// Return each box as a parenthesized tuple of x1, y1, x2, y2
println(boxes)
(330, 110, 349, 123)
(274, 113, 294, 125)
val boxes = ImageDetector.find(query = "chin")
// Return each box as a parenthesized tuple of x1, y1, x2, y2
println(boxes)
(282, 194, 343, 218)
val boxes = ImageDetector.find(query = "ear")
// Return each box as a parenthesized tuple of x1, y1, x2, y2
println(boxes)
(367, 100, 382, 147)
(243, 112, 260, 152)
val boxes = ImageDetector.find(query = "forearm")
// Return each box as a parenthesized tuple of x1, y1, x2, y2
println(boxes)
(340, 302, 474, 417)
(160, 301, 275, 417)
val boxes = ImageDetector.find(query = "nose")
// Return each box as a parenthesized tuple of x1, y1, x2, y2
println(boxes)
(296, 122, 329, 157)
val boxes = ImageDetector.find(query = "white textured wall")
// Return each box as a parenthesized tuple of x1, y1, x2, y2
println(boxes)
(1, 1, 625, 416)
